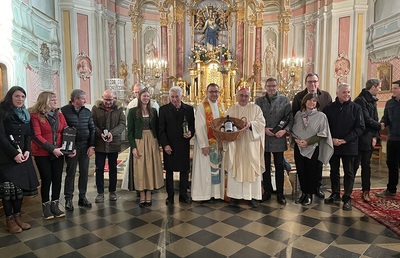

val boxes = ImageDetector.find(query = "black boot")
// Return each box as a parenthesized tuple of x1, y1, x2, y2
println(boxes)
(51, 200, 65, 218)
(65, 198, 74, 211)
(42, 201, 54, 219)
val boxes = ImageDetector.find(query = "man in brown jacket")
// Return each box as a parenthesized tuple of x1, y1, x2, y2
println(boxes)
(92, 89, 126, 203)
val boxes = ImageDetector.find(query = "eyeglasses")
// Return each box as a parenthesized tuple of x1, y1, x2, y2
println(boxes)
(307, 80, 319, 84)
(207, 90, 219, 94)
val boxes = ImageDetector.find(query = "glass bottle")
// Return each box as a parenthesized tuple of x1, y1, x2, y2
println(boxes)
(224, 115, 233, 132)
(182, 115, 189, 134)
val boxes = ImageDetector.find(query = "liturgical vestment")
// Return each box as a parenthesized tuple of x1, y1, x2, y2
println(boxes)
(224, 103, 265, 200)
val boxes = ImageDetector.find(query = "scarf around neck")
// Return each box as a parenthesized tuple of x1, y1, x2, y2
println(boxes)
(300, 108, 317, 128)
(14, 107, 30, 123)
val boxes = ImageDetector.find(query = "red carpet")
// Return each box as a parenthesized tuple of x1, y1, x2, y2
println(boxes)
(351, 188, 400, 236)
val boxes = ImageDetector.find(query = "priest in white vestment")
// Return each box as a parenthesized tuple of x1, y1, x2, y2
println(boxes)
(192, 83, 225, 201)
(224, 87, 265, 207)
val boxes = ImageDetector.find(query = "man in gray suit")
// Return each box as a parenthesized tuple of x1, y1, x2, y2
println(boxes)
(256, 77, 293, 205)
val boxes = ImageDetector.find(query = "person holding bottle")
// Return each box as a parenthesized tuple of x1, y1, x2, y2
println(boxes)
(159, 86, 195, 205)
(128, 88, 163, 207)
(255, 77, 293, 205)
(224, 87, 265, 208)
(91, 89, 126, 203)
(29, 91, 71, 219)
(0, 86, 39, 233)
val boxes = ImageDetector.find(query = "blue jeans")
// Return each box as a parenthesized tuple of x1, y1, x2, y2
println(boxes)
(95, 152, 118, 194)
(64, 148, 90, 199)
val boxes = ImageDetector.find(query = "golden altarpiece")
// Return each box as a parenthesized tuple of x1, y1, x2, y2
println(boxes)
(186, 1, 239, 108)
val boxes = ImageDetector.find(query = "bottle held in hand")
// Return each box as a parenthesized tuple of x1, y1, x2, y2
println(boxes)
(182, 115, 189, 135)
(103, 129, 109, 140)
(9, 135, 22, 154)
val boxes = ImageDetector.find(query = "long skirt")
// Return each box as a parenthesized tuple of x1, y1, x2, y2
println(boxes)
(133, 130, 164, 191)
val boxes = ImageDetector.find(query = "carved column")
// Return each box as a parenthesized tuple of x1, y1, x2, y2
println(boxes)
(175, 6, 185, 78)
(236, 7, 245, 78)
(278, 6, 292, 61)
(160, 14, 169, 93)
(253, 18, 263, 97)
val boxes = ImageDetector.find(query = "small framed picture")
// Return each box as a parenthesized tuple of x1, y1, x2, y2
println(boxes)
(377, 63, 392, 92)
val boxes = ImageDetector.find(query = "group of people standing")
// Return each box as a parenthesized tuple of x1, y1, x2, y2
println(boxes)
(192, 72, 398, 212)
(0, 87, 126, 233)
(1, 72, 398, 233)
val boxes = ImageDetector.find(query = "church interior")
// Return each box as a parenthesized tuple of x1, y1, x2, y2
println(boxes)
(0, 0, 400, 257)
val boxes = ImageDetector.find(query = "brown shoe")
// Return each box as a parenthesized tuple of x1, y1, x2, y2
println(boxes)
(14, 213, 31, 230)
(362, 191, 370, 203)
(5, 216, 22, 234)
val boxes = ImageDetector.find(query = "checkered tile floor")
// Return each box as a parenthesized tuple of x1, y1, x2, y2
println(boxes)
(0, 150, 399, 257)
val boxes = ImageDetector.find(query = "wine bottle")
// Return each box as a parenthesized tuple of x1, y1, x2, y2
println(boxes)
(9, 135, 22, 154)
(103, 128, 109, 140)
(224, 115, 233, 132)
(220, 124, 225, 132)
(272, 120, 287, 134)
(182, 115, 189, 134)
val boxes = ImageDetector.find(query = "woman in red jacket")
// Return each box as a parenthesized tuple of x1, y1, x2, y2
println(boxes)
(29, 92, 69, 219)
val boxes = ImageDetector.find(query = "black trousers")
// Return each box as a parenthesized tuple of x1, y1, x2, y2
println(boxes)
(354, 150, 373, 191)
(166, 170, 189, 198)
(386, 140, 400, 193)
(294, 146, 319, 194)
(95, 152, 118, 194)
(329, 154, 356, 201)
(35, 156, 64, 203)
(64, 148, 90, 199)
(263, 152, 284, 194)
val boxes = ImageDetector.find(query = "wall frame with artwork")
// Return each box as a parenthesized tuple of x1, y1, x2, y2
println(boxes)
(377, 63, 392, 92)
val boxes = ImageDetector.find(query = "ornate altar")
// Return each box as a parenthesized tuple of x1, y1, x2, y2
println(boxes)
(187, 0, 237, 108)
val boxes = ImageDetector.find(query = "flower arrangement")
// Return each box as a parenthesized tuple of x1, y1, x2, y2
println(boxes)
(189, 44, 232, 63)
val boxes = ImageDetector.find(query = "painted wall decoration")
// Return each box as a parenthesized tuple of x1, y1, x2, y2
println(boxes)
(40, 43, 50, 63)
(76, 51, 92, 80)
(377, 63, 392, 92)
(334, 51, 350, 83)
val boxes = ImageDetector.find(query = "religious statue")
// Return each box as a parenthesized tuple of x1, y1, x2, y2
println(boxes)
(194, 5, 229, 49)
(145, 37, 156, 60)
(201, 10, 219, 48)
(119, 60, 128, 85)
(265, 39, 276, 76)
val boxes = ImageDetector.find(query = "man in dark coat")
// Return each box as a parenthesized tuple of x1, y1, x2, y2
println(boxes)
(292, 72, 332, 199)
(353, 79, 381, 202)
(377, 80, 400, 197)
(61, 89, 95, 211)
(323, 83, 365, 211)
(92, 89, 126, 203)
(159, 86, 195, 205)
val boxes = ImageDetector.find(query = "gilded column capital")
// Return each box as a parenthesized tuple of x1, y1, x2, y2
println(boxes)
(129, 4, 142, 37)
(237, 6, 245, 23)
(278, 6, 292, 33)
(175, 6, 185, 24)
